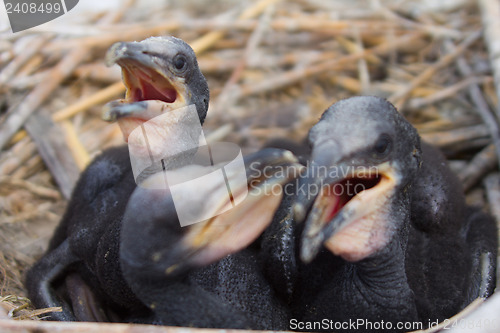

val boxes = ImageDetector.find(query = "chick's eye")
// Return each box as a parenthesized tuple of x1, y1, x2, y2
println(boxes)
(173, 54, 186, 71)
(374, 133, 392, 156)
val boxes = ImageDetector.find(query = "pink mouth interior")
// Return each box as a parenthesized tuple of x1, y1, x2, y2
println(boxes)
(123, 66, 178, 104)
(323, 176, 381, 222)
(117, 66, 179, 142)
(133, 77, 177, 103)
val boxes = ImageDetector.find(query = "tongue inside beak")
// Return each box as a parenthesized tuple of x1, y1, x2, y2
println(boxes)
(108, 63, 184, 143)
(133, 76, 177, 103)
(321, 176, 382, 223)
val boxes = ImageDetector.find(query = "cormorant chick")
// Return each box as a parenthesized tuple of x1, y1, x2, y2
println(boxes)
(102, 36, 209, 140)
(25, 36, 209, 322)
(120, 148, 302, 329)
(291, 96, 497, 332)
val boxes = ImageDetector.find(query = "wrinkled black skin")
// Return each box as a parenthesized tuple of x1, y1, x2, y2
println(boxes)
(26, 146, 146, 322)
(406, 143, 497, 323)
(120, 184, 289, 329)
(264, 97, 497, 332)
(26, 145, 290, 329)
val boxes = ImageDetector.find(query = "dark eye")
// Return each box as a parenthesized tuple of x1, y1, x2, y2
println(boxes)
(173, 54, 187, 71)
(374, 133, 392, 156)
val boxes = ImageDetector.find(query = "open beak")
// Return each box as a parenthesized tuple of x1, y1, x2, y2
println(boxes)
(141, 148, 303, 275)
(102, 42, 188, 141)
(294, 144, 401, 263)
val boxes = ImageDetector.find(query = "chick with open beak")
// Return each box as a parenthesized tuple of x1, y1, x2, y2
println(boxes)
(296, 96, 421, 264)
(103, 36, 209, 141)
(25, 36, 210, 323)
(291, 96, 497, 332)
(120, 148, 303, 329)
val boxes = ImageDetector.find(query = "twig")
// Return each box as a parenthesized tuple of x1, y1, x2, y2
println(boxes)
(420, 124, 490, 148)
(189, 0, 281, 54)
(0, 48, 89, 151)
(205, 124, 234, 144)
(459, 144, 497, 192)
(6, 70, 47, 90)
(13, 307, 62, 321)
(45, 22, 181, 54)
(409, 76, 492, 109)
(215, 1, 275, 116)
(443, 39, 500, 171)
(52, 82, 124, 122)
(336, 36, 381, 65)
(354, 29, 371, 94)
(479, 0, 500, 121)
(11, 154, 43, 179)
(59, 120, 91, 170)
(389, 30, 482, 111)
(0, 319, 277, 333)
(484, 173, 500, 224)
(24, 111, 80, 200)
(73, 63, 121, 83)
(0, 177, 60, 200)
(234, 33, 423, 99)
(0, 137, 36, 175)
(0, 35, 52, 87)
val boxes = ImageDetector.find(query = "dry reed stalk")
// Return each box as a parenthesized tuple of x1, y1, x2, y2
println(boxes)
(51, 83, 125, 122)
(444, 39, 500, 170)
(459, 144, 497, 192)
(25, 112, 80, 199)
(420, 125, 489, 148)
(73, 63, 121, 83)
(234, 33, 424, 99)
(389, 31, 482, 111)
(0, 48, 89, 150)
(484, 173, 500, 223)
(0, 35, 52, 87)
(0, 319, 275, 333)
(59, 121, 91, 170)
(409, 76, 493, 109)
(0, 177, 60, 200)
(214, 1, 275, 116)
(479, 0, 500, 120)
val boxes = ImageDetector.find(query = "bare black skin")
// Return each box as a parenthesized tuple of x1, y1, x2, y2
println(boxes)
(285, 96, 497, 332)
(119, 148, 299, 329)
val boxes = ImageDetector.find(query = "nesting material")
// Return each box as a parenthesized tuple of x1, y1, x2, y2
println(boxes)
(0, 0, 499, 331)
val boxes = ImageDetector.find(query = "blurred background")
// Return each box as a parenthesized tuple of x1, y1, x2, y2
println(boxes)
(0, 0, 499, 326)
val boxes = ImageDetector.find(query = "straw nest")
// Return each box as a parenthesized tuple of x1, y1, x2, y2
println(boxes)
(0, 0, 499, 332)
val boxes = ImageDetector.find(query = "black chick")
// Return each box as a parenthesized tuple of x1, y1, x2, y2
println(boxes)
(25, 36, 209, 322)
(290, 96, 497, 332)
(120, 148, 302, 329)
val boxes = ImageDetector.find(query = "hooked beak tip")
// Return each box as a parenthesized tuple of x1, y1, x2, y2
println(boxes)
(293, 203, 306, 222)
(300, 234, 323, 263)
(105, 42, 127, 67)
